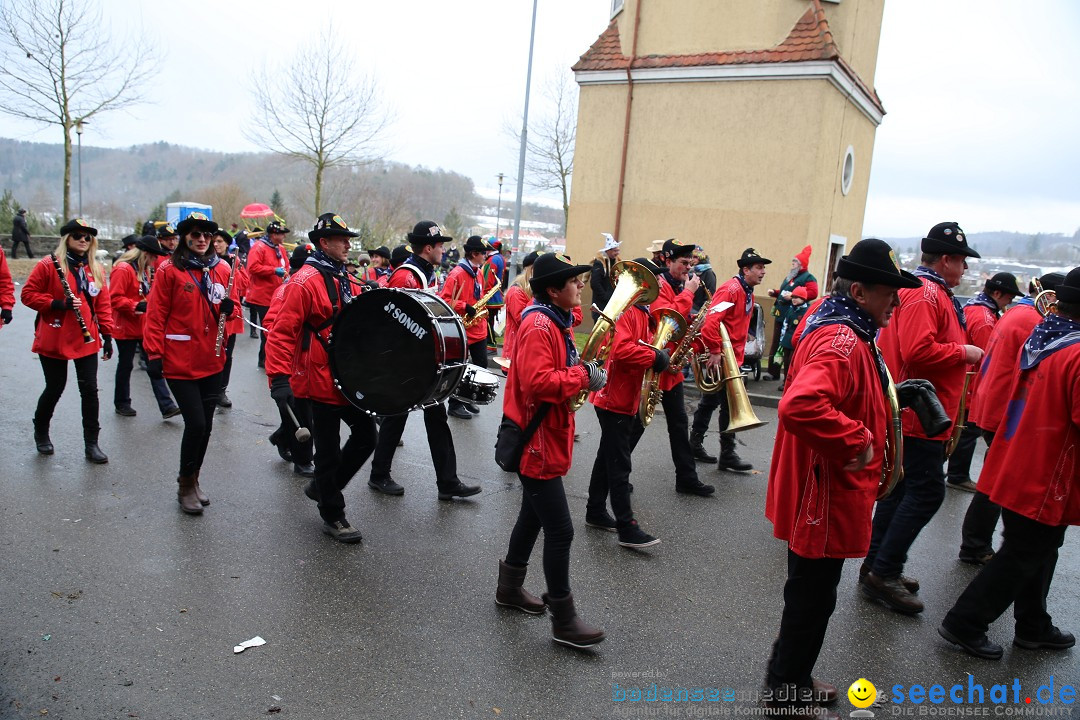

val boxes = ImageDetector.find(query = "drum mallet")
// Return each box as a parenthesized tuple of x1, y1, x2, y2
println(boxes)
(284, 403, 312, 443)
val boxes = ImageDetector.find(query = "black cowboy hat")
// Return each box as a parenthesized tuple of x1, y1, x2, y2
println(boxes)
(120, 233, 139, 248)
(309, 212, 359, 243)
(1032, 272, 1066, 295)
(984, 272, 1022, 297)
(135, 235, 168, 256)
(521, 250, 541, 268)
(390, 244, 411, 267)
(836, 238, 921, 289)
(529, 252, 591, 294)
(175, 212, 218, 237)
(662, 238, 694, 260)
(1056, 267, 1080, 304)
(407, 220, 453, 247)
(463, 235, 488, 254)
(290, 243, 313, 272)
(633, 257, 663, 275)
(736, 247, 772, 268)
(266, 219, 290, 235)
(922, 221, 980, 258)
(59, 218, 97, 237)
(371, 245, 391, 260)
(156, 223, 177, 238)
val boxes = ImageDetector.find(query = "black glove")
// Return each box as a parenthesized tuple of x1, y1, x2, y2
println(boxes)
(650, 347, 670, 373)
(270, 374, 294, 404)
(219, 298, 235, 317)
(146, 358, 164, 381)
(51, 298, 75, 311)
(584, 361, 608, 391)
(134, 301, 147, 314)
(0, 308, 11, 324)
(897, 379, 951, 437)
(895, 379, 935, 409)
(100, 334, 113, 360)
(463, 304, 478, 320)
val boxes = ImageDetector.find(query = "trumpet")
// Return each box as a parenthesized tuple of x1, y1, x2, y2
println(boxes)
(880, 367, 904, 499)
(638, 308, 688, 426)
(568, 260, 660, 411)
(464, 283, 501, 328)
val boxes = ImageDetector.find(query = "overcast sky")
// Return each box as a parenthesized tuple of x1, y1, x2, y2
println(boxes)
(3, 0, 1078, 238)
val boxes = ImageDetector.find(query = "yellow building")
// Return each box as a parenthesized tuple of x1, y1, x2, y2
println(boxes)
(568, 0, 885, 303)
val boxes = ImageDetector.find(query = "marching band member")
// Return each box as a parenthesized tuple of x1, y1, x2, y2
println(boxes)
(362, 245, 392, 285)
(21, 219, 114, 462)
(944, 272, 1021, 492)
(441, 234, 491, 419)
(590, 233, 620, 322)
(481, 238, 507, 355)
(367, 221, 480, 501)
(143, 213, 239, 514)
(109, 235, 179, 418)
(763, 239, 922, 719)
(862, 222, 983, 614)
(246, 219, 291, 369)
(939, 266, 1080, 660)
(497, 252, 607, 648)
(265, 213, 370, 542)
(644, 239, 714, 496)
(155, 223, 179, 264)
(586, 257, 667, 548)
(500, 250, 538, 362)
(213, 229, 247, 408)
(0, 244, 14, 329)
(958, 272, 1065, 565)
(691, 248, 771, 471)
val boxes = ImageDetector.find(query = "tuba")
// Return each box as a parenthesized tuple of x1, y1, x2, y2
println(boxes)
(879, 367, 904, 499)
(944, 370, 975, 459)
(638, 308, 688, 426)
(568, 260, 660, 411)
(714, 321, 768, 433)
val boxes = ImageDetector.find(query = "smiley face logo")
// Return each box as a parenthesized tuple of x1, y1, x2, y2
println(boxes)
(848, 678, 876, 709)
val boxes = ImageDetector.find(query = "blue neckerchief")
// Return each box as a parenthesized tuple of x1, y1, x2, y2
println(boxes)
(913, 266, 966, 329)
(456, 260, 481, 299)
(801, 294, 888, 392)
(694, 262, 711, 274)
(257, 236, 279, 251)
(661, 270, 684, 295)
(66, 251, 90, 295)
(405, 256, 436, 286)
(965, 291, 1000, 316)
(305, 249, 354, 304)
(734, 275, 753, 314)
(1020, 313, 1080, 370)
(522, 299, 579, 367)
(374, 266, 391, 279)
(1015, 296, 1035, 308)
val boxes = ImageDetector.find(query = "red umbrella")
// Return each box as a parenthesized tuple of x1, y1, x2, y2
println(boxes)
(240, 203, 276, 235)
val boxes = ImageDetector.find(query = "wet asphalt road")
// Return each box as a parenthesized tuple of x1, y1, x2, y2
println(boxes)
(0, 305, 1077, 720)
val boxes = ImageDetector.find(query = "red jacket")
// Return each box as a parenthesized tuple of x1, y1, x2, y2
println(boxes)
(264, 265, 366, 406)
(791, 296, 826, 350)
(108, 260, 147, 340)
(226, 257, 249, 336)
(388, 259, 436, 291)
(652, 274, 694, 391)
(766, 322, 885, 558)
(968, 301, 1040, 433)
(261, 282, 308, 398)
(440, 263, 488, 344)
(503, 306, 590, 479)
(978, 339, 1080, 526)
(502, 284, 529, 359)
(876, 277, 969, 440)
(0, 246, 15, 316)
(21, 256, 113, 360)
(590, 305, 655, 415)
(961, 301, 999, 406)
(142, 258, 239, 381)
(700, 276, 752, 365)
(245, 239, 289, 306)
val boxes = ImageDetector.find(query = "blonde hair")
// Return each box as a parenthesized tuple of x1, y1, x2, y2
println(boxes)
(54, 234, 105, 285)
(514, 264, 534, 298)
(117, 246, 153, 276)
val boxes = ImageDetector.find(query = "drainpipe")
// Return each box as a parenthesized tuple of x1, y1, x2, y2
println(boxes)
(613, 0, 643, 241)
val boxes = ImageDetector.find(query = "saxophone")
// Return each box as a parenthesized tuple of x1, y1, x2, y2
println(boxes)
(463, 283, 501, 328)
(667, 285, 712, 373)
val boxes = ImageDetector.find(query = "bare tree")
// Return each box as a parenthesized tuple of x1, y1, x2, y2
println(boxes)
(245, 26, 389, 217)
(0, 0, 158, 220)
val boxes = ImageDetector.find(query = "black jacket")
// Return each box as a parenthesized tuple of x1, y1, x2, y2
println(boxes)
(12, 215, 30, 243)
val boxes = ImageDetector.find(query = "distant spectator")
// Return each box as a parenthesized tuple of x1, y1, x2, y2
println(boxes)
(11, 208, 32, 258)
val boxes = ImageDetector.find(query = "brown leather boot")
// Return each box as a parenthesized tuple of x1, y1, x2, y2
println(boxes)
(495, 560, 546, 615)
(193, 470, 210, 506)
(542, 592, 605, 649)
(177, 475, 203, 515)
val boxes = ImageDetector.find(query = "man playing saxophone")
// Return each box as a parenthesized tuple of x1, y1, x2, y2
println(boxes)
(441, 234, 492, 419)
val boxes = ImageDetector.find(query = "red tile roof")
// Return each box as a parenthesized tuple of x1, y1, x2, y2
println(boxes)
(572, 0, 883, 113)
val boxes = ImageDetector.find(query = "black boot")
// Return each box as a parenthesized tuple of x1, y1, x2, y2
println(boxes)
(84, 427, 108, 464)
(689, 429, 717, 463)
(543, 592, 605, 649)
(495, 560, 546, 614)
(33, 418, 54, 455)
(718, 433, 752, 471)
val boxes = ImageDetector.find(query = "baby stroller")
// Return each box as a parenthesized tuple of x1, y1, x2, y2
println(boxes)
(740, 302, 765, 382)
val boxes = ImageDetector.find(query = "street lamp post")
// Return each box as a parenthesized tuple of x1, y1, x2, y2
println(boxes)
(75, 120, 84, 217)
(494, 172, 505, 245)
(511, 0, 538, 251)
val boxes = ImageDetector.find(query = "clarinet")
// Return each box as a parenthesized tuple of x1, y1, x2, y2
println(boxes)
(214, 256, 238, 357)
(50, 254, 93, 344)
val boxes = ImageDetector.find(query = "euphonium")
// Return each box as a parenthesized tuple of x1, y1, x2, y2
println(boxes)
(687, 298, 732, 394)
(880, 367, 904, 499)
(714, 321, 768, 433)
(568, 260, 660, 411)
(464, 283, 501, 328)
(638, 308, 688, 426)
(944, 370, 975, 459)
(1032, 277, 1058, 317)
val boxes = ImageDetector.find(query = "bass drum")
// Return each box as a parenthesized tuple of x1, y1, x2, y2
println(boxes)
(329, 288, 467, 416)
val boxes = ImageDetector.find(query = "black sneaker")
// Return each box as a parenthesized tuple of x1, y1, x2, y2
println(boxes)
(293, 462, 314, 478)
(585, 512, 618, 532)
(217, 392, 232, 408)
(115, 405, 137, 417)
(618, 521, 660, 549)
(448, 404, 473, 419)
(438, 480, 482, 500)
(162, 405, 182, 419)
(676, 480, 715, 496)
(323, 519, 362, 544)
(464, 402, 481, 414)
(368, 476, 405, 496)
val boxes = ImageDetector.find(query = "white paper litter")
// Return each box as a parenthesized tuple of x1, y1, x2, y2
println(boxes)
(233, 636, 266, 654)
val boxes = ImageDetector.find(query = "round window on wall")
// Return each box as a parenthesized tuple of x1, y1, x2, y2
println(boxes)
(841, 146, 855, 196)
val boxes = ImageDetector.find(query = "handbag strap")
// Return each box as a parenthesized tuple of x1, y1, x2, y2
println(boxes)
(521, 403, 551, 445)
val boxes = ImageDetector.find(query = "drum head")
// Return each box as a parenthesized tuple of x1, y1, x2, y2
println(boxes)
(329, 289, 466, 415)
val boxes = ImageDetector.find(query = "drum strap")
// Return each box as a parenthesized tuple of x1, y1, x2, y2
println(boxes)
(301, 271, 342, 352)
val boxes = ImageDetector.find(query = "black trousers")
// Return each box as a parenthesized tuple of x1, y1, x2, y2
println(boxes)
(588, 407, 638, 529)
(248, 304, 269, 365)
(36, 354, 99, 432)
(220, 333, 237, 391)
(960, 430, 1001, 557)
(943, 509, 1066, 641)
(273, 397, 313, 465)
(766, 549, 845, 692)
(866, 437, 947, 578)
(691, 386, 730, 438)
(449, 340, 489, 412)
(505, 475, 574, 598)
(310, 400, 377, 524)
(114, 339, 174, 412)
(945, 413, 985, 485)
(11, 237, 33, 258)
(370, 403, 458, 488)
(630, 381, 699, 486)
(166, 373, 222, 477)
(767, 319, 783, 376)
